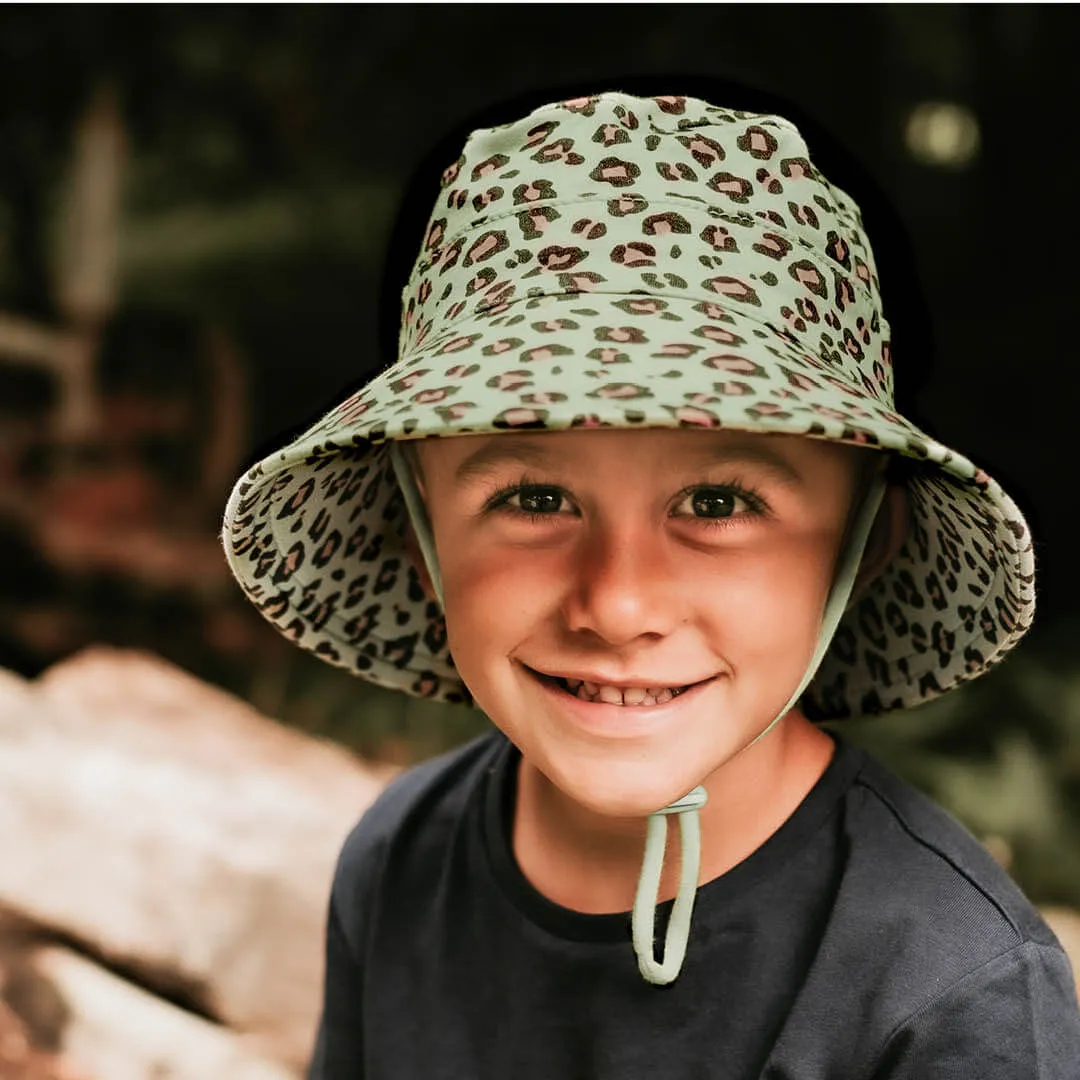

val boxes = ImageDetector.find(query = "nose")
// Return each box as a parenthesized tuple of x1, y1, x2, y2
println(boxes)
(561, 520, 682, 647)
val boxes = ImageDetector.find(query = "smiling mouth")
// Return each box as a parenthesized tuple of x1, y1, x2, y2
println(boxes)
(530, 669, 712, 707)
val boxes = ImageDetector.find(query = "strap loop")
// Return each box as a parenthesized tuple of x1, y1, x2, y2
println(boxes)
(631, 786, 707, 985)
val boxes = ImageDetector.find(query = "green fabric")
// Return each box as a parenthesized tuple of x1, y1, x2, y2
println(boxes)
(389, 444, 445, 606)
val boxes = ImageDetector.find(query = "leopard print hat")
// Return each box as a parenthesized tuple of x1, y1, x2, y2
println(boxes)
(222, 91, 1035, 722)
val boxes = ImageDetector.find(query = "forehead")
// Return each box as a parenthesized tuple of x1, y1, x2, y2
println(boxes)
(413, 427, 862, 486)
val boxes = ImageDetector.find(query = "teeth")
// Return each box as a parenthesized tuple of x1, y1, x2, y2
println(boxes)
(559, 678, 689, 707)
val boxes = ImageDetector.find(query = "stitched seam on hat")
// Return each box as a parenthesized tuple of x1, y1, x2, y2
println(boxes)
(423, 198, 874, 297)
(440, 196, 868, 267)
(410, 289, 883, 403)
(441, 194, 786, 233)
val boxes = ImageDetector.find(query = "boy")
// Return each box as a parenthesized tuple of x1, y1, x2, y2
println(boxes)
(223, 89, 1080, 1076)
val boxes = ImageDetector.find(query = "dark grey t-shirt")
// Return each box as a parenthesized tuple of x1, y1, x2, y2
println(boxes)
(308, 731, 1080, 1078)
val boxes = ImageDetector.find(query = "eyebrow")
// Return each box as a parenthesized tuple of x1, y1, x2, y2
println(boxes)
(453, 434, 806, 488)
(454, 438, 558, 484)
(680, 437, 806, 488)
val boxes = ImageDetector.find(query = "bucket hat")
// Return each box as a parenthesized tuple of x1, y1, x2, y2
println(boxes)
(222, 90, 1035, 982)
(223, 89, 1034, 718)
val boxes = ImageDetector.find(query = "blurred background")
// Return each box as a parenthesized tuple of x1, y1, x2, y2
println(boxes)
(1, 3, 1079, 1069)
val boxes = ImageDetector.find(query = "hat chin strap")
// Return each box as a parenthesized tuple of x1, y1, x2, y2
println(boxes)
(390, 444, 446, 605)
(389, 443, 888, 986)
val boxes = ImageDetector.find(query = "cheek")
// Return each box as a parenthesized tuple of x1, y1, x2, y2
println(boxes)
(699, 531, 839, 657)
(439, 539, 561, 668)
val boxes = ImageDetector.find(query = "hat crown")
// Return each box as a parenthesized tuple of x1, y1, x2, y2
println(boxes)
(401, 92, 893, 409)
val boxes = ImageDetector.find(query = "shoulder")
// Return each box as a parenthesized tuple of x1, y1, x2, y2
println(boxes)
(843, 745, 1057, 951)
(868, 938, 1080, 1077)
(328, 729, 505, 949)
(803, 743, 1080, 1071)
(825, 741, 1077, 1026)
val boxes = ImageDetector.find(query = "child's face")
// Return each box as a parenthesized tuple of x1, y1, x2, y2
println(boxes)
(413, 427, 866, 818)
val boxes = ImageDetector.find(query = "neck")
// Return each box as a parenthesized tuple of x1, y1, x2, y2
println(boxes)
(511, 712, 835, 914)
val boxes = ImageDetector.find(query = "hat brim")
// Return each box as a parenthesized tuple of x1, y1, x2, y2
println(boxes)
(223, 292, 1034, 719)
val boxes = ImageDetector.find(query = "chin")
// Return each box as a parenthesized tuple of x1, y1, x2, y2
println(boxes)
(540, 746, 720, 819)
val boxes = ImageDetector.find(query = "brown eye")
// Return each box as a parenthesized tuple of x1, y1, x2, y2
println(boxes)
(672, 484, 762, 522)
(690, 488, 738, 518)
(513, 486, 565, 514)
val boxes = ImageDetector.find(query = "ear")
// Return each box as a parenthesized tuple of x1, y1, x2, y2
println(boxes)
(848, 482, 910, 608)
(403, 518, 439, 601)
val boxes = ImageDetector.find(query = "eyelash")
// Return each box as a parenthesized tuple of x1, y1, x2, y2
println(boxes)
(482, 474, 768, 529)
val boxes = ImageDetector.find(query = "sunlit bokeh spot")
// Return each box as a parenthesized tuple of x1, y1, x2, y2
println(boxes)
(904, 102, 981, 168)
